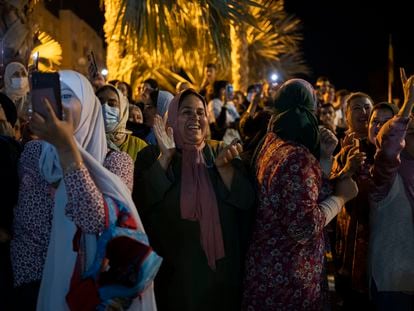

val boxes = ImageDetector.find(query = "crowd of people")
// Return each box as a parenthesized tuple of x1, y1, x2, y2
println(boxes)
(0, 60, 413, 311)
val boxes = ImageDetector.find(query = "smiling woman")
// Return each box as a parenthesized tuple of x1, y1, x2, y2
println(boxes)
(133, 88, 255, 310)
(176, 94, 209, 146)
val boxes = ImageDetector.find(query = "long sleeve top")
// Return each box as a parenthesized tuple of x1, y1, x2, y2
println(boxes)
(369, 116, 414, 291)
(243, 133, 340, 310)
(11, 140, 133, 287)
(132, 140, 255, 311)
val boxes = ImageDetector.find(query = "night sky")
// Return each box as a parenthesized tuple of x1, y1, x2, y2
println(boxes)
(65, 0, 412, 102)
(285, 0, 413, 102)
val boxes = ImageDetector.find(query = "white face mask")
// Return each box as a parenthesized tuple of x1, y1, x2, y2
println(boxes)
(102, 103, 120, 132)
(11, 77, 29, 90)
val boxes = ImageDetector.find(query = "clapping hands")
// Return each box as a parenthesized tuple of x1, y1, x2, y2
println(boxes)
(215, 139, 243, 169)
(153, 114, 176, 158)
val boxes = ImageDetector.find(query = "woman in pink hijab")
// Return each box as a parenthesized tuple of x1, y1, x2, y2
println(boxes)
(133, 88, 255, 311)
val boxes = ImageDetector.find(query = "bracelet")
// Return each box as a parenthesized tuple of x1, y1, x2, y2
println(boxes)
(64, 161, 84, 174)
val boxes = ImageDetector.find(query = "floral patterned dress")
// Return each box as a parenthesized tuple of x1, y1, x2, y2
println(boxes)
(243, 133, 327, 311)
(11, 140, 133, 287)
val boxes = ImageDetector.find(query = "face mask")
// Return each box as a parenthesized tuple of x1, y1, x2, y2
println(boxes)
(102, 103, 120, 132)
(11, 77, 29, 90)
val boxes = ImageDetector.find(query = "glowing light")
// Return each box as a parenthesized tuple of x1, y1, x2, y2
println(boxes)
(270, 73, 278, 82)
(101, 68, 109, 76)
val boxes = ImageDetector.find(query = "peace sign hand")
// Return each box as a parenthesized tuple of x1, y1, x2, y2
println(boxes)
(399, 68, 414, 118)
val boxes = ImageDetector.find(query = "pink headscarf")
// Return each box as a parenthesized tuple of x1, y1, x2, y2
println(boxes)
(167, 89, 225, 269)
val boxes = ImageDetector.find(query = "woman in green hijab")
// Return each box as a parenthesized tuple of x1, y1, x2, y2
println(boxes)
(242, 79, 358, 310)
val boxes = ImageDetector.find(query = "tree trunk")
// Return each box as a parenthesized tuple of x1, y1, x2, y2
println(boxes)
(230, 22, 249, 92)
(103, 0, 134, 84)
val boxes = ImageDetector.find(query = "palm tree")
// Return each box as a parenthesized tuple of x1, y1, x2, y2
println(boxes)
(103, 0, 257, 93)
(103, 0, 308, 95)
(244, 0, 309, 85)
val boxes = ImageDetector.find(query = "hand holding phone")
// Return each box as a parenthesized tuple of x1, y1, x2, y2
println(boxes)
(31, 72, 62, 120)
(225, 84, 234, 100)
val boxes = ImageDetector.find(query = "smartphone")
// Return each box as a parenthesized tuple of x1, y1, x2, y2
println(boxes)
(33, 52, 39, 71)
(30, 72, 62, 119)
(225, 84, 234, 99)
(87, 51, 98, 80)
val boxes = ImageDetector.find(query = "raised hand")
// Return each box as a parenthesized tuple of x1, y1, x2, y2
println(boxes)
(153, 114, 176, 170)
(400, 67, 408, 85)
(30, 98, 75, 149)
(215, 139, 242, 190)
(215, 139, 243, 168)
(399, 68, 414, 118)
(320, 126, 338, 159)
(30, 98, 82, 172)
(341, 132, 356, 148)
(340, 139, 366, 178)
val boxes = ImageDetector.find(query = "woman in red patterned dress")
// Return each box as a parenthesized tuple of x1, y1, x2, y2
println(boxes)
(242, 79, 358, 310)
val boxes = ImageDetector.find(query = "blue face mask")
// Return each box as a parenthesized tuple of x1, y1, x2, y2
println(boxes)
(102, 103, 120, 132)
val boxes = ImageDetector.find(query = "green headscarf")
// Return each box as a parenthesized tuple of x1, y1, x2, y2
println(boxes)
(270, 79, 320, 158)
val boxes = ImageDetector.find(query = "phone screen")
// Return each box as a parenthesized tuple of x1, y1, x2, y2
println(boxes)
(226, 84, 234, 99)
(87, 51, 98, 80)
(31, 72, 62, 120)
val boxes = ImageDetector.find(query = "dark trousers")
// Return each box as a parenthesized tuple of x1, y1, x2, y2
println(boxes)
(0, 243, 13, 310)
(13, 281, 41, 311)
(371, 279, 414, 311)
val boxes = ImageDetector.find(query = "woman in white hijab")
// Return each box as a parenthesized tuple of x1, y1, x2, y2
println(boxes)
(11, 70, 157, 310)
(1, 62, 30, 118)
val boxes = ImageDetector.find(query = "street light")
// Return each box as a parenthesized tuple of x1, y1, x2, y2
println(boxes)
(270, 73, 278, 82)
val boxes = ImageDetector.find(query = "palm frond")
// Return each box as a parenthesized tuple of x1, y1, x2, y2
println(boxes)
(277, 52, 311, 79)
(29, 31, 62, 71)
(244, 0, 309, 85)
(104, 0, 309, 96)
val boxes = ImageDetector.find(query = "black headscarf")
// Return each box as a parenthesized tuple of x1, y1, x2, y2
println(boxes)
(270, 79, 320, 158)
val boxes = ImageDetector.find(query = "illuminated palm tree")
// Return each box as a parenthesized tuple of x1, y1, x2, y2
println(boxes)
(103, 0, 308, 94)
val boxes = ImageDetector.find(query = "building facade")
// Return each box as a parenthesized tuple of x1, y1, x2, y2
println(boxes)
(33, 3, 106, 75)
